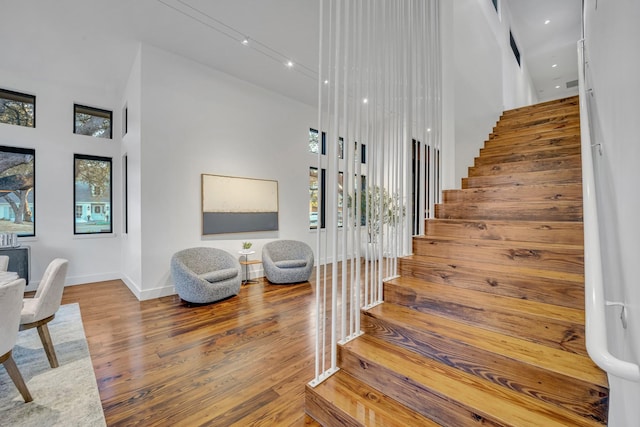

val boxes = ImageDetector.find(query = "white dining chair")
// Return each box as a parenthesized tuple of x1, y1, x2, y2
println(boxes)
(0, 278, 33, 402)
(0, 255, 9, 271)
(20, 258, 69, 369)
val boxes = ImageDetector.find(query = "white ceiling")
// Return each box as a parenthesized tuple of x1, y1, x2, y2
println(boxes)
(1, 0, 581, 106)
(509, 0, 583, 101)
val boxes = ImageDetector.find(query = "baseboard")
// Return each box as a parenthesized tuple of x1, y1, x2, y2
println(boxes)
(26, 272, 121, 292)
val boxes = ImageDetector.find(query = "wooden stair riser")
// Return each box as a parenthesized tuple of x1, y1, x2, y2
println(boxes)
(493, 115, 580, 135)
(481, 134, 581, 154)
(383, 279, 588, 356)
(497, 109, 581, 128)
(468, 155, 582, 177)
(489, 122, 580, 140)
(399, 255, 584, 308)
(305, 372, 439, 427)
(412, 237, 584, 275)
(435, 201, 583, 222)
(425, 219, 584, 245)
(462, 168, 583, 188)
(361, 307, 608, 422)
(339, 335, 602, 427)
(442, 184, 583, 205)
(475, 145, 582, 166)
(500, 96, 579, 118)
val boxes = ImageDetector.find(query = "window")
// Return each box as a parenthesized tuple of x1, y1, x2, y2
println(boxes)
(122, 104, 128, 137)
(338, 172, 344, 227)
(338, 137, 344, 160)
(309, 128, 326, 155)
(309, 167, 326, 229)
(510, 30, 521, 67)
(0, 89, 35, 128)
(74, 154, 112, 234)
(0, 146, 35, 236)
(74, 104, 113, 139)
(492, 0, 498, 13)
(123, 154, 128, 234)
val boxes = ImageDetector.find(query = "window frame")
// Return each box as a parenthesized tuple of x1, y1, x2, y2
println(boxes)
(73, 154, 113, 235)
(0, 88, 36, 128)
(0, 145, 36, 237)
(74, 104, 113, 139)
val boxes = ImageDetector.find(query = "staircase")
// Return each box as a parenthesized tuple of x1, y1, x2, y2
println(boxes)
(305, 96, 609, 426)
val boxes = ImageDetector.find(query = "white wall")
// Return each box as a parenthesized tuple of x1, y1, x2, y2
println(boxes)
(131, 45, 317, 299)
(584, 1, 640, 424)
(448, 0, 537, 188)
(120, 45, 143, 295)
(0, 70, 122, 291)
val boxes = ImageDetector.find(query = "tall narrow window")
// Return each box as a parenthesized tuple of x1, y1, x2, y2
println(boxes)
(492, 0, 498, 13)
(74, 104, 113, 139)
(0, 89, 35, 128)
(123, 154, 128, 234)
(0, 146, 35, 236)
(310, 167, 326, 229)
(309, 128, 327, 155)
(122, 104, 128, 137)
(74, 154, 112, 234)
(510, 30, 521, 67)
(338, 172, 344, 227)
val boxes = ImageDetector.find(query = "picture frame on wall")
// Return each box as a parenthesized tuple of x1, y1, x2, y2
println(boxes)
(201, 174, 279, 235)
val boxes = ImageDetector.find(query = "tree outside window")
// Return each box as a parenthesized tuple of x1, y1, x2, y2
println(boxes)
(0, 146, 35, 236)
(0, 89, 35, 128)
(74, 154, 112, 234)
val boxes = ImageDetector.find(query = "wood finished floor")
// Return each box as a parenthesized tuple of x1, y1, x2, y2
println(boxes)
(61, 279, 322, 426)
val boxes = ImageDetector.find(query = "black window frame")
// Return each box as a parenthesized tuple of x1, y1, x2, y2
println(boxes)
(74, 154, 113, 235)
(74, 104, 113, 139)
(0, 145, 36, 237)
(510, 30, 521, 67)
(0, 88, 36, 128)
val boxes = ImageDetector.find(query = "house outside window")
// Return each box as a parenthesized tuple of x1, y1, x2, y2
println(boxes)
(74, 154, 112, 234)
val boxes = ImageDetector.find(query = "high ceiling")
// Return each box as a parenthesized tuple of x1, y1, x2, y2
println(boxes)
(1, 0, 581, 106)
(509, 0, 582, 101)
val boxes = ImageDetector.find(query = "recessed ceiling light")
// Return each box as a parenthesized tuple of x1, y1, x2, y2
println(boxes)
(323, 80, 329, 85)
(427, 128, 431, 132)
(286, 60, 294, 68)
(241, 38, 249, 46)
(362, 98, 368, 104)
(552, 64, 558, 68)
(544, 19, 551, 25)
(555, 85, 561, 89)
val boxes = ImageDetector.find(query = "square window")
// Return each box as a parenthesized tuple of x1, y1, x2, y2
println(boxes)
(0, 89, 35, 128)
(74, 104, 113, 139)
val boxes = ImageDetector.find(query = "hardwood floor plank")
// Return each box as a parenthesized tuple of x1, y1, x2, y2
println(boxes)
(61, 279, 317, 426)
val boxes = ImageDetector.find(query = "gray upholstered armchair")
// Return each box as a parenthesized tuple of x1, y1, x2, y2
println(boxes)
(170, 247, 241, 304)
(262, 240, 314, 284)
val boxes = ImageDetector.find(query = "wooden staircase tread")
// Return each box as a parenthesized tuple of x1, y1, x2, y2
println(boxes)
(443, 183, 583, 202)
(468, 154, 582, 176)
(425, 218, 584, 245)
(305, 370, 440, 427)
(414, 234, 584, 251)
(497, 111, 581, 127)
(475, 146, 582, 166)
(400, 253, 584, 282)
(385, 275, 585, 324)
(463, 168, 582, 187)
(398, 256, 585, 309)
(341, 334, 603, 427)
(365, 302, 607, 387)
(483, 133, 580, 149)
(501, 96, 579, 117)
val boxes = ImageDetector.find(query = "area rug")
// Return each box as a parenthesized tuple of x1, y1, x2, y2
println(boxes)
(0, 303, 106, 426)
